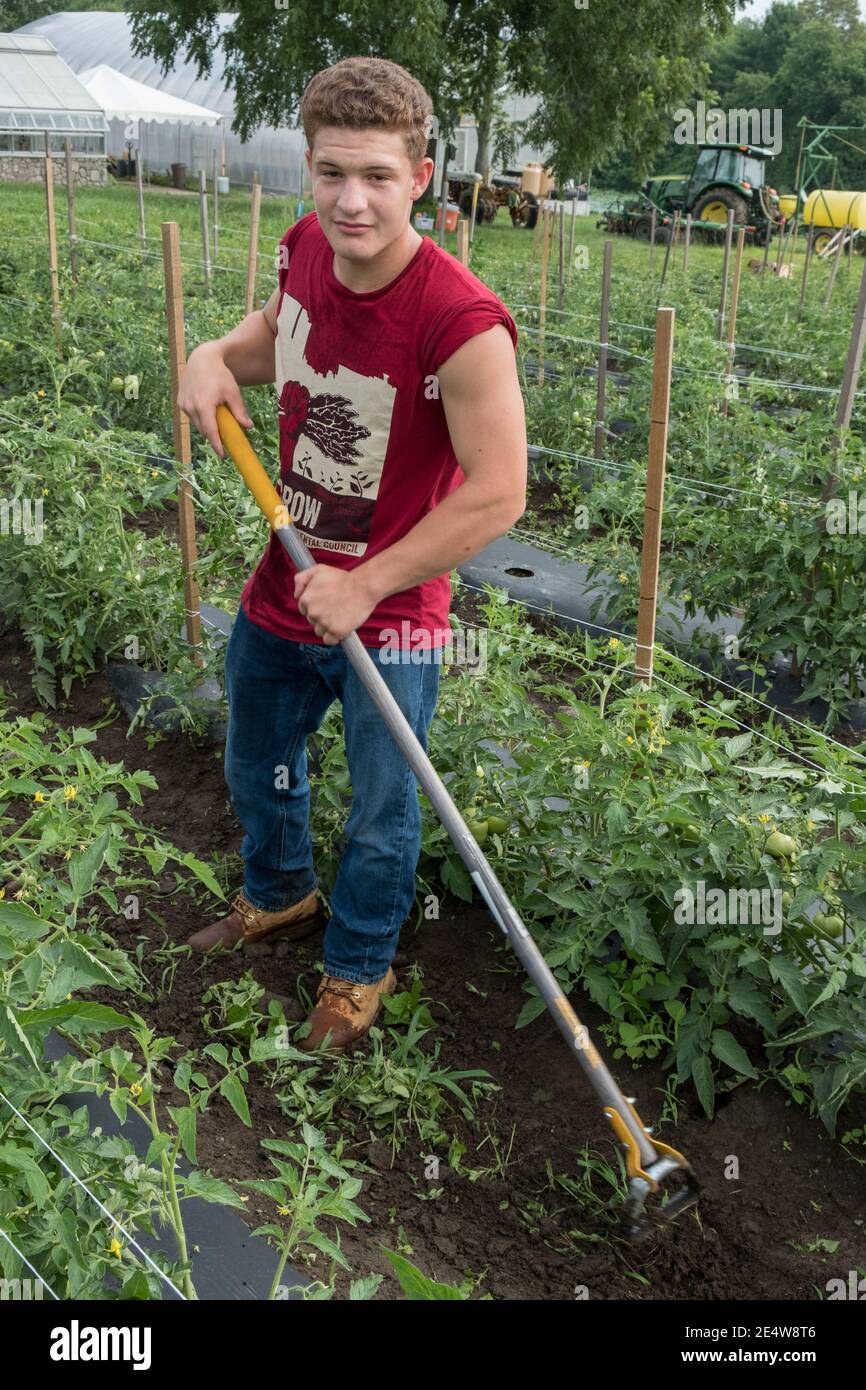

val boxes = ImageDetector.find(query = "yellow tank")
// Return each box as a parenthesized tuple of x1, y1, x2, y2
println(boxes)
(778, 194, 798, 220)
(803, 189, 866, 232)
(521, 164, 542, 197)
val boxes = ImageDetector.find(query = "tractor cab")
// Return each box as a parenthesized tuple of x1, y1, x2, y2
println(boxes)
(685, 143, 778, 220)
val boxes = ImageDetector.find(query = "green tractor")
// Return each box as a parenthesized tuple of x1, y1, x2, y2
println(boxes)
(600, 143, 783, 244)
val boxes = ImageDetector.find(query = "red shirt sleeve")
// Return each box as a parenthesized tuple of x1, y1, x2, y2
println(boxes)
(422, 297, 519, 375)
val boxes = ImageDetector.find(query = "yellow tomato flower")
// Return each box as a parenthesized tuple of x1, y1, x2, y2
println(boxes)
(109, 1238, 123, 1258)
(757, 812, 771, 824)
(37, 388, 46, 397)
(42, 487, 49, 496)
(806, 819, 816, 832)
(129, 1082, 142, 1098)
(151, 469, 159, 477)
(64, 785, 78, 801)
(63, 849, 72, 860)
(34, 791, 45, 803)
(608, 637, 620, 650)
(277, 1205, 291, 1216)
(618, 573, 628, 584)
(626, 735, 634, 744)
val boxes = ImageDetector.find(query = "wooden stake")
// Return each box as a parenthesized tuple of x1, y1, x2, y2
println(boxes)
(801, 257, 866, 651)
(538, 210, 550, 386)
(161, 221, 203, 665)
(659, 210, 679, 289)
(63, 137, 78, 288)
(212, 146, 219, 259)
(568, 196, 576, 284)
(721, 226, 745, 417)
(682, 214, 691, 275)
(775, 219, 790, 276)
(648, 205, 657, 271)
(763, 222, 772, 269)
(635, 307, 675, 686)
(43, 133, 62, 356)
(823, 225, 848, 309)
(199, 169, 211, 287)
(456, 216, 469, 266)
(797, 228, 814, 319)
(717, 209, 735, 341)
(469, 178, 480, 245)
(245, 174, 262, 315)
(558, 200, 565, 311)
(594, 239, 612, 460)
(134, 147, 146, 255)
(829, 254, 866, 464)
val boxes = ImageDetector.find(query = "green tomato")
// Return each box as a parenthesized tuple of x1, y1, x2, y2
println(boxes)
(485, 815, 509, 834)
(92, 349, 106, 360)
(466, 819, 489, 845)
(764, 831, 797, 859)
(815, 913, 844, 939)
(109, 376, 125, 394)
(781, 891, 793, 910)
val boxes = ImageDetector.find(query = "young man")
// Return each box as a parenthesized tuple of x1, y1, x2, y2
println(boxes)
(178, 56, 526, 1052)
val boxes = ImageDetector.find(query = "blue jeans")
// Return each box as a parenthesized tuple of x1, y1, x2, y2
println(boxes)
(223, 604, 441, 984)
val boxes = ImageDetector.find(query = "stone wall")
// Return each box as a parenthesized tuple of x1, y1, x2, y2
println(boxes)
(0, 156, 106, 187)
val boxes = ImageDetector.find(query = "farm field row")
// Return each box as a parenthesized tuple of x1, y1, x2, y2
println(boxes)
(1, 182, 864, 1301)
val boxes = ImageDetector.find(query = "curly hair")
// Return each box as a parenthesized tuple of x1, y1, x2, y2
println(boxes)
(300, 56, 434, 166)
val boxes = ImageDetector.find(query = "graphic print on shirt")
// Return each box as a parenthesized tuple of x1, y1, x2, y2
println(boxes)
(274, 292, 396, 556)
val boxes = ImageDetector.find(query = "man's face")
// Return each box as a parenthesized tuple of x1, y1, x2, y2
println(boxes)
(306, 126, 433, 259)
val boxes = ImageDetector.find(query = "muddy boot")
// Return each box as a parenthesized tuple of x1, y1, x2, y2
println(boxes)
(186, 889, 326, 953)
(297, 967, 397, 1054)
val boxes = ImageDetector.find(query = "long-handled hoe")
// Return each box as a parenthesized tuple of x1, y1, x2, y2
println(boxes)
(215, 404, 699, 1240)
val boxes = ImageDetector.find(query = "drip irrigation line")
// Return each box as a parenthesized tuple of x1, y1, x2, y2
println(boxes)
(0, 1087, 188, 1299)
(0, 1224, 60, 1300)
(457, 582, 866, 790)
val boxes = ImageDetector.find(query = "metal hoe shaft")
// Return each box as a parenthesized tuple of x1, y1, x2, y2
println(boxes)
(214, 405, 698, 1236)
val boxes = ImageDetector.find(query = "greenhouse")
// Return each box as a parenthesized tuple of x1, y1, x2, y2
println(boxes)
(0, 32, 107, 185)
(17, 10, 305, 193)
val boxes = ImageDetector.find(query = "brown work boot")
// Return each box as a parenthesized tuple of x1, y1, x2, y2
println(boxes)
(186, 889, 326, 953)
(297, 967, 397, 1054)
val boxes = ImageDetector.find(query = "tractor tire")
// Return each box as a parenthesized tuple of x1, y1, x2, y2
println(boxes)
(634, 218, 652, 240)
(692, 186, 750, 227)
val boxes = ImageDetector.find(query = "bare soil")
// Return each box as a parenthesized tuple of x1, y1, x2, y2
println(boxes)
(2, 622, 865, 1301)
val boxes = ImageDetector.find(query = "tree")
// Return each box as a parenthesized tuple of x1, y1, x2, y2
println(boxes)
(127, 0, 740, 184)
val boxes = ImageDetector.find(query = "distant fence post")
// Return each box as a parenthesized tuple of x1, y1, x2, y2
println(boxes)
(721, 226, 746, 417)
(717, 209, 735, 341)
(43, 132, 62, 355)
(594, 239, 613, 460)
(245, 172, 262, 315)
(635, 307, 675, 686)
(63, 136, 78, 288)
(161, 220, 204, 666)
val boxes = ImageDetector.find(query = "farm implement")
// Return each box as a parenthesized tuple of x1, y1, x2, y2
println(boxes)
(599, 141, 783, 245)
(214, 403, 700, 1241)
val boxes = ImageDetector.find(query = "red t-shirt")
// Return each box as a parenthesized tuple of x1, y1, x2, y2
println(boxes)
(240, 211, 518, 648)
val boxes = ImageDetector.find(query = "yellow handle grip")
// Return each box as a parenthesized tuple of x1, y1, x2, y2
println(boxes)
(215, 404, 292, 530)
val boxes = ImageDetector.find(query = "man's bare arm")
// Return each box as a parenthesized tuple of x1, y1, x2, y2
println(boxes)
(177, 287, 280, 458)
(354, 323, 527, 603)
